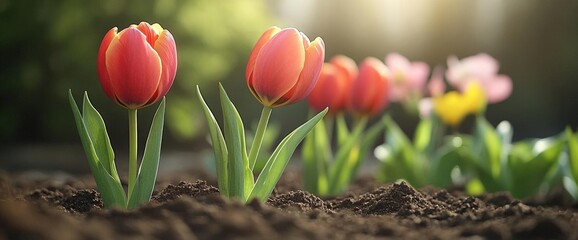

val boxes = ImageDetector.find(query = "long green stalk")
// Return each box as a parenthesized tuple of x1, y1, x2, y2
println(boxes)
(128, 109, 138, 199)
(248, 106, 272, 170)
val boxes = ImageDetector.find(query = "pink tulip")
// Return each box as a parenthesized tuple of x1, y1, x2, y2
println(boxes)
(427, 66, 446, 97)
(446, 53, 512, 103)
(97, 22, 177, 110)
(246, 27, 325, 107)
(307, 55, 357, 114)
(385, 53, 429, 102)
(348, 57, 390, 116)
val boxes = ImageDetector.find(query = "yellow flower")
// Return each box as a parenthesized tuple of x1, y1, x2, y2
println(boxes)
(433, 82, 486, 126)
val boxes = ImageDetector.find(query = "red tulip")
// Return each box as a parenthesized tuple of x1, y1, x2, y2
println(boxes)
(246, 27, 325, 107)
(348, 57, 390, 116)
(307, 55, 357, 114)
(98, 22, 177, 109)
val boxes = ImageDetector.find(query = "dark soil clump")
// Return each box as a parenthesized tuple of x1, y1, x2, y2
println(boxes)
(1, 171, 577, 240)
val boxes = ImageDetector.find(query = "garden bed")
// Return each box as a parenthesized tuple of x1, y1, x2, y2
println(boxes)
(0, 170, 577, 240)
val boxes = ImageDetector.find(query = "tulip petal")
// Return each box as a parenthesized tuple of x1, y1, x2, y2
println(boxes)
(252, 28, 305, 105)
(308, 64, 341, 113)
(486, 75, 512, 103)
(150, 30, 178, 104)
(97, 27, 118, 100)
(408, 62, 429, 90)
(280, 37, 325, 106)
(330, 55, 358, 84)
(428, 66, 446, 97)
(106, 28, 162, 109)
(136, 22, 160, 47)
(350, 58, 389, 116)
(385, 53, 411, 73)
(246, 26, 281, 88)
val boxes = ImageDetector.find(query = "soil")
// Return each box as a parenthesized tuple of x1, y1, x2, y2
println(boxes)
(1, 169, 577, 240)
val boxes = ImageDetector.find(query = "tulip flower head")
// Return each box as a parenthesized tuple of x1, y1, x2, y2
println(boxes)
(385, 53, 430, 103)
(433, 82, 485, 126)
(307, 55, 357, 114)
(246, 27, 325, 107)
(446, 53, 512, 103)
(348, 57, 390, 117)
(98, 22, 177, 109)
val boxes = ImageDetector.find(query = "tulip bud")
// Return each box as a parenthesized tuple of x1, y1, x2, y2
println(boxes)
(348, 57, 390, 117)
(246, 27, 325, 107)
(97, 22, 177, 109)
(307, 55, 357, 114)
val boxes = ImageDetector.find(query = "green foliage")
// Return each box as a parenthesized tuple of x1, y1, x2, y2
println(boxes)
(563, 128, 578, 200)
(127, 98, 166, 208)
(69, 91, 126, 208)
(197, 85, 327, 202)
(375, 115, 572, 199)
(462, 117, 567, 198)
(302, 114, 385, 197)
(376, 115, 459, 188)
(69, 91, 166, 208)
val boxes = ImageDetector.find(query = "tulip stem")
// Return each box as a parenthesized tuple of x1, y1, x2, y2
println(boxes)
(248, 106, 272, 171)
(128, 109, 138, 199)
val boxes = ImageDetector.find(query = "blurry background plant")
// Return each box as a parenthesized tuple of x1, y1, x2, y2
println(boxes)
(302, 56, 388, 196)
(376, 53, 508, 189)
(1, 0, 577, 174)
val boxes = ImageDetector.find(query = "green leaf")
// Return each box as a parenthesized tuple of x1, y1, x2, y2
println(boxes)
(327, 117, 367, 194)
(430, 142, 461, 188)
(414, 117, 432, 152)
(336, 113, 350, 147)
(81, 92, 120, 183)
(302, 115, 331, 195)
(249, 108, 328, 202)
(379, 115, 423, 186)
(473, 116, 502, 179)
(566, 128, 578, 182)
(127, 98, 165, 208)
(196, 86, 229, 196)
(219, 84, 252, 200)
(347, 117, 385, 187)
(509, 137, 565, 198)
(68, 90, 126, 208)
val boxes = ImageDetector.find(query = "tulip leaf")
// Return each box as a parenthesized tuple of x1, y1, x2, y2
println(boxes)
(508, 137, 565, 198)
(414, 117, 433, 152)
(81, 92, 119, 183)
(566, 128, 578, 183)
(219, 84, 252, 200)
(472, 116, 502, 178)
(336, 114, 350, 147)
(347, 117, 384, 187)
(127, 98, 165, 209)
(430, 143, 461, 188)
(196, 86, 229, 196)
(249, 108, 328, 202)
(327, 117, 367, 195)
(69, 90, 126, 208)
(380, 115, 423, 186)
(302, 115, 331, 195)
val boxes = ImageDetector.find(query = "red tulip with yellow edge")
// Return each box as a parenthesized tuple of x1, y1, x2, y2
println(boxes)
(98, 22, 177, 109)
(69, 21, 176, 209)
(307, 55, 357, 114)
(197, 26, 328, 202)
(246, 26, 325, 108)
(348, 57, 390, 117)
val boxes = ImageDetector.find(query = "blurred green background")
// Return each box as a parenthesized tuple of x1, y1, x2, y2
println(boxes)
(0, 0, 577, 170)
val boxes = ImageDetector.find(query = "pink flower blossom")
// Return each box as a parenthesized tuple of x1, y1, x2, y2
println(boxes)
(385, 53, 430, 103)
(446, 53, 512, 103)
